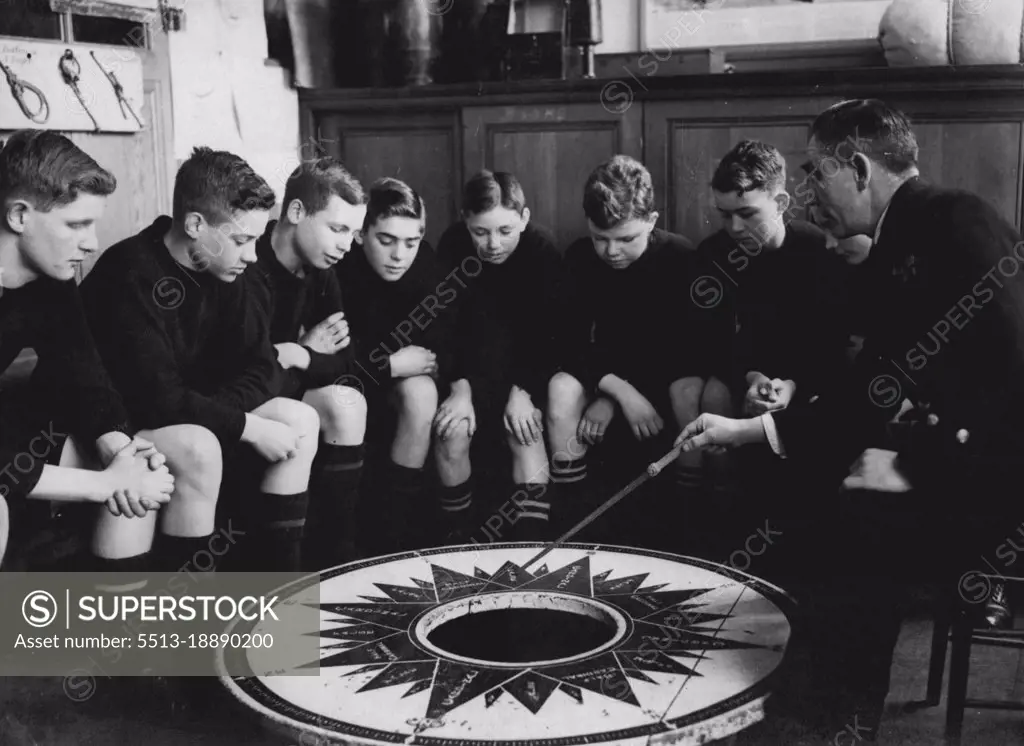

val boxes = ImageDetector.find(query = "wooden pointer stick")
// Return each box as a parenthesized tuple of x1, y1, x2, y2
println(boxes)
(522, 444, 682, 573)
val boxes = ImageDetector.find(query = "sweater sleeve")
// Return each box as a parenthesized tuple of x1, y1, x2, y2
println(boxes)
(301, 269, 360, 389)
(31, 279, 133, 444)
(85, 268, 275, 446)
(207, 280, 282, 414)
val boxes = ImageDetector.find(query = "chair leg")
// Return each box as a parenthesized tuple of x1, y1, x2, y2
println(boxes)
(926, 602, 951, 706)
(945, 608, 972, 745)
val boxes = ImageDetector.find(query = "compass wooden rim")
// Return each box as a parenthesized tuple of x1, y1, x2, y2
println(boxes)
(217, 542, 797, 746)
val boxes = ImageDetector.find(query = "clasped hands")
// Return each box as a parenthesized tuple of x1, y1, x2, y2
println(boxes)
(743, 372, 795, 416)
(97, 435, 175, 518)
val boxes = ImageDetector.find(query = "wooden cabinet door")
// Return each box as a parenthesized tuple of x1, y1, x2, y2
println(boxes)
(878, 92, 1024, 230)
(646, 94, 1024, 243)
(644, 97, 838, 244)
(463, 102, 643, 251)
(315, 110, 461, 248)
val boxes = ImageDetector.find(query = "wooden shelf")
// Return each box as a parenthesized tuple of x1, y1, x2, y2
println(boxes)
(299, 64, 1024, 112)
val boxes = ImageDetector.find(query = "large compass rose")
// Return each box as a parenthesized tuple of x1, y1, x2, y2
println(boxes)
(306, 554, 764, 723)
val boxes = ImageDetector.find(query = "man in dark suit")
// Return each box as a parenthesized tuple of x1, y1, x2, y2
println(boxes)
(677, 99, 1024, 738)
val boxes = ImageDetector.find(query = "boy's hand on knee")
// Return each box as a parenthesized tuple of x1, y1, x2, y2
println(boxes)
(105, 489, 161, 518)
(246, 417, 301, 463)
(578, 397, 615, 444)
(129, 436, 167, 471)
(504, 387, 543, 446)
(435, 391, 475, 439)
(618, 390, 664, 441)
(391, 346, 437, 378)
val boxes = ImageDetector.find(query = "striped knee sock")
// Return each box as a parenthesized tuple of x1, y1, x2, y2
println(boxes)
(88, 553, 151, 594)
(674, 465, 704, 490)
(507, 483, 551, 541)
(380, 462, 425, 552)
(153, 534, 217, 573)
(438, 478, 473, 515)
(249, 491, 309, 572)
(306, 444, 364, 568)
(550, 456, 587, 485)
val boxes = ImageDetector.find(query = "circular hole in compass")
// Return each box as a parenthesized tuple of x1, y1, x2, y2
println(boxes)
(418, 592, 627, 667)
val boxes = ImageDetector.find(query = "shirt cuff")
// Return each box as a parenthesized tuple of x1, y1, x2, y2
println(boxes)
(761, 413, 786, 458)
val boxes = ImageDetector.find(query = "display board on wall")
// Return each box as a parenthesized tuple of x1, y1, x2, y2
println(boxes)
(0, 39, 145, 132)
(642, 0, 891, 50)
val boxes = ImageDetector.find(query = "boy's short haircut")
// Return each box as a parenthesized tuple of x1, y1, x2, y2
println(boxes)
(583, 155, 655, 230)
(0, 129, 116, 213)
(710, 140, 787, 196)
(172, 146, 276, 226)
(462, 170, 526, 216)
(282, 157, 365, 215)
(364, 177, 425, 229)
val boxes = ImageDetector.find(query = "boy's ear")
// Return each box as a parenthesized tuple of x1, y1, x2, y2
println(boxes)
(183, 211, 204, 239)
(773, 191, 791, 216)
(285, 198, 306, 225)
(521, 206, 531, 226)
(4, 200, 29, 235)
(648, 210, 660, 228)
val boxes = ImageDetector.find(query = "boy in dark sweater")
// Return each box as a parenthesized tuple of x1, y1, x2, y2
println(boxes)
(551, 155, 734, 498)
(80, 147, 320, 572)
(700, 140, 852, 419)
(250, 157, 367, 568)
(436, 171, 568, 541)
(0, 130, 223, 575)
(337, 178, 468, 549)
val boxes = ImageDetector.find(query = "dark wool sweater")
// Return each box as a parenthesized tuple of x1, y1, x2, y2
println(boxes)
(0, 277, 132, 499)
(436, 222, 567, 404)
(336, 238, 458, 391)
(80, 216, 281, 447)
(698, 220, 853, 396)
(250, 222, 357, 390)
(563, 228, 726, 394)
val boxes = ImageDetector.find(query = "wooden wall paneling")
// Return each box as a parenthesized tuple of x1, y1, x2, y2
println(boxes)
(316, 111, 461, 248)
(462, 103, 644, 251)
(912, 121, 1022, 227)
(856, 91, 1024, 229)
(644, 98, 836, 242)
(302, 68, 1024, 249)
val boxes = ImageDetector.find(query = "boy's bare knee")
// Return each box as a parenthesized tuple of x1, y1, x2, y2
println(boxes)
(700, 377, 733, 413)
(317, 386, 367, 432)
(547, 372, 586, 418)
(669, 377, 705, 406)
(395, 376, 439, 422)
(164, 425, 222, 476)
(272, 398, 322, 439)
(437, 420, 472, 461)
